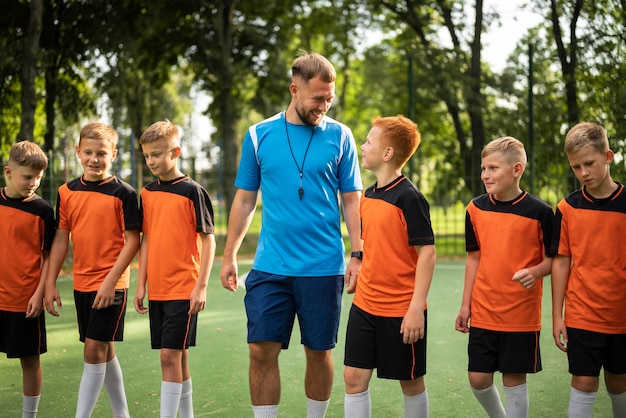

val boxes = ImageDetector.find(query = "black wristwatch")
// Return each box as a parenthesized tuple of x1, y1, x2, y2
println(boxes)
(350, 251, 363, 260)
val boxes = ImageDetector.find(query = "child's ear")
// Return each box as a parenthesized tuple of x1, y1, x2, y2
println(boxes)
(513, 162, 524, 177)
(605, 149, 614, 164)
(383, 147, 394, 161)
(171, 146, 182, 158)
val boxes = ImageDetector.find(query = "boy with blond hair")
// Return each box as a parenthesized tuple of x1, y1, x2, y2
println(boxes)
(134, 120, 216, 418)
(455, 136, 554, 418)
(1, 141, 55, 417)
(343, 115, 436, 417)
(45, 123, 141, 418)
(551, 122, 626, 417)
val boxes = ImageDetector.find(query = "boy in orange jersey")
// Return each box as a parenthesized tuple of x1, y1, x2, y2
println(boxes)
(551, 122, 626, 418)
(44, 123, 141, 418)
(134, 120, 216, 418)
(1, 141, 55, 418)
(343, 115, 436, 417)
(455, 136, 554, 418)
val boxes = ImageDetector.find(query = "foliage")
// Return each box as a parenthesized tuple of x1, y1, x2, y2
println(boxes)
(0, 0, 625, 215)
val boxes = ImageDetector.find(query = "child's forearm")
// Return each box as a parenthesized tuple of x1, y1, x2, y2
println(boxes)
(45, 230, 70, 287)
(136, 235, 149, 289)
(551, 255, 570, 318)
(102, 230, 140, 288)
(460, 251, 480, 308)
(196, 233, 216, 290)
(37, 252, 50, 294)
(409, 244, 436, 311)
(531, 256, 553, 279)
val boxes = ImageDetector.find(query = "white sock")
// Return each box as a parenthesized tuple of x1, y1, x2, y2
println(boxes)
(252, 404, 279, 418)
(608, 390, 626, 418)
(472, 384, 505, 418)
(503, 383, 528, 418)
(306, 397, 330, 418)
(160, 381, 182, 418)
(22, 394, 40, 418)
(103, 356, 130, 418)
(345, 389, 371, 418)
(76, 362, 106, 418)
(568, 387, 596, 418)
(404, 390, 429, 418)
(178, 378, 194, 418)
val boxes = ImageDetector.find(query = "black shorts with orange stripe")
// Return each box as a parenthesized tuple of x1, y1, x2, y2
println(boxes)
(148, 300, 197, 350)
(74, 289, 127, 343)
(468, 327, 542, 374)
(344, 304, 427, 380)
(566, 327, 626, 376)
(0, 310, 47, 358)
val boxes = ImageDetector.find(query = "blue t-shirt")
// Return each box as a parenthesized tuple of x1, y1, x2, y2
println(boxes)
(235, 112, 363, 276)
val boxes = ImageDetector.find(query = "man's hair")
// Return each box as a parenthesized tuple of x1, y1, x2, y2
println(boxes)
(564, 122, 609, 154)
(372, 115, 421, 167)
(138, 120, 180, 146)
(9, 140, 48, 171)
(291, 50, 336, 83)
(79, 122, 118, 150)
(482, 136, 527, 168)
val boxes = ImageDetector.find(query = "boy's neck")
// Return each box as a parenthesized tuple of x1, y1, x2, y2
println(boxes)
(585, 177, 617, 199)
(158, 168, 185, 182)
(492, 186, 523, 202)
(374, 168, 403, 189)
(82, 173, 112, 182)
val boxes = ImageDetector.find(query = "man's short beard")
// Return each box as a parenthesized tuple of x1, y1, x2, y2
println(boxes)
(296, 107, 318, 126)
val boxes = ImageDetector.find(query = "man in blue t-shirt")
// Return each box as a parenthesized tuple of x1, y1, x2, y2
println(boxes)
(220, 51, 363, 418)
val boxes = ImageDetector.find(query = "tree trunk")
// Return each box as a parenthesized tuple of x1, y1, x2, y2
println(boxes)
(17, 0, 43, 142)
(216, 0, 240, 221)
(466, 0, 486, 196)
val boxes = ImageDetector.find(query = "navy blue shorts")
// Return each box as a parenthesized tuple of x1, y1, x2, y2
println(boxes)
(344, 304, 427, 380)
(244, 270, 343, 350)
(148, 300, 197, 350)
(74, 289, 127, 343)
(468, 327, 542, 374)
(566, 327, 626, 376)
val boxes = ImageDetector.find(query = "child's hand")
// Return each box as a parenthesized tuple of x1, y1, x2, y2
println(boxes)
(552, 317, 568, 352)
(93, 282, 116, 309)
(401, 308, 425, 344)
(44, 287, 62, 316)
(189, 287, 207, 315)
(134, 287, 148, 314)
(455, 307, 471, 333)
(25, 294, 44, 318)
(512, 268, 536, 289)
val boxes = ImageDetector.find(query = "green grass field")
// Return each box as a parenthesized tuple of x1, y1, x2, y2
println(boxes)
(0, 259, 612, 417)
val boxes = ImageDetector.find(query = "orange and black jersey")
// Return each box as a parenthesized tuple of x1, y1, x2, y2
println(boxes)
(465, 191, 554, 332)
(551, 183, 626, 334)
(140, 176, 214, 301)
(0, 190, 55, 312)
(56, 176, 141, 292)
(353, 175, 435, 317)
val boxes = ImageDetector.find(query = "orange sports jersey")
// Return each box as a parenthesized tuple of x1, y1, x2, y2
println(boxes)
(466, 192, 554, 332)
(56, 176, 141, 292)
(140, 176, 214, 301)
(551, 183, 626, 334)
(0, 190, 55, 312)
(353, 175, 435, 317)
